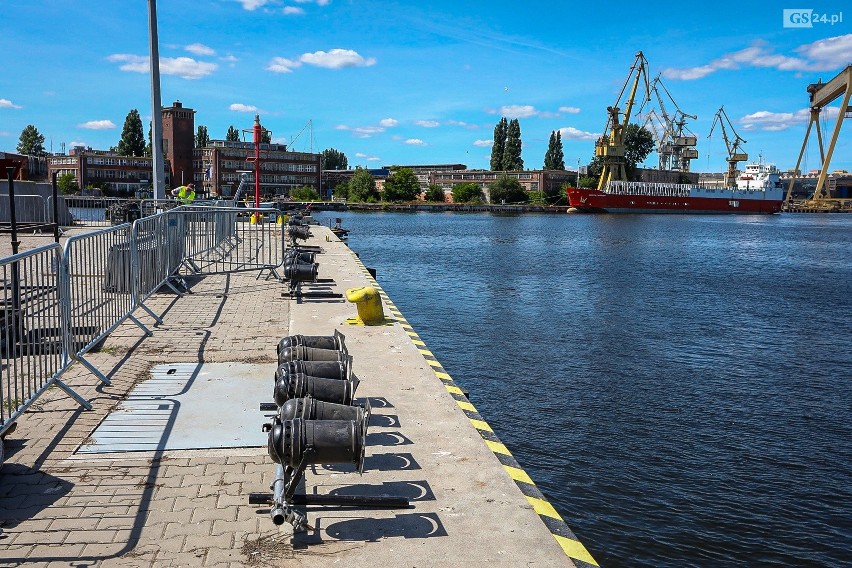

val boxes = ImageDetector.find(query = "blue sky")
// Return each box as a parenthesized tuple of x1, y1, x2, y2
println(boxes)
(2, 0, 851, 172)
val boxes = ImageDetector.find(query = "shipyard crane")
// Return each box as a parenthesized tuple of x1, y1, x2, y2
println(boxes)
(708, 106, 748, 188)
(638, 109, 669, 167)
(787, 65, 852, 206)
(595, 51, 651, 190)
(650, 75, 699, 171)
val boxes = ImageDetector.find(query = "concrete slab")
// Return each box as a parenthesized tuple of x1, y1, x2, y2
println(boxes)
(77, 362, 274, 453)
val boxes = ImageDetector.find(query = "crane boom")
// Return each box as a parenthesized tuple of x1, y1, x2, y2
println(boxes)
(595, 52, 650, 190)
(707, 106, 747, 188)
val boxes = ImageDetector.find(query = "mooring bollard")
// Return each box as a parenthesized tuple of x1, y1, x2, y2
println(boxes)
(345, 286, 385, 325)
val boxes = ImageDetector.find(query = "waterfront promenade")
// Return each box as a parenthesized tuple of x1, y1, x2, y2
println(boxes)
(0, 224, 596, 567)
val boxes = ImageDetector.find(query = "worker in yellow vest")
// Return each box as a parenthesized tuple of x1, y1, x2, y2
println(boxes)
(171, 183, 196, 204)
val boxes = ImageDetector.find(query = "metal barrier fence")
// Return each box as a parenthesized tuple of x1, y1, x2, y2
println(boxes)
(62, 223, 153, 385)
(179, 207, 283, 279)
(0, 206, 286, 439)
(1, 244, 90, 436)
(0, 194, 51, 230)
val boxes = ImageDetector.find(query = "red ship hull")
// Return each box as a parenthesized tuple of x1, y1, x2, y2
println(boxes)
(566, 187, 783, 214)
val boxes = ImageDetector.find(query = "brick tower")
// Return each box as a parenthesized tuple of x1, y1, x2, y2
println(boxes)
(161, 100, 195, 188)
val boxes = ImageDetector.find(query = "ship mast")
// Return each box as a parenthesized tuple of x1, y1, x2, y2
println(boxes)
(595, 52, 650, 191)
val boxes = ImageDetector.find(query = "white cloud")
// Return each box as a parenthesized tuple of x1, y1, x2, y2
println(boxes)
(500, 104, 538, 118)
(186, 43, 215, 56)
(266, 56, 301, 73)
(69, 140, 87, 147)
(161, 57, 217, 79)
(663, 34, 852, 80)
(283, 6, 305, 14)
(79, 120, 116, 130)
(108, 54, 216, 79)
(337, 124, 385, 138)
(0, 98, 22, 109)
(300, 49, 376, 69)
(559, 106, 581, 114)
(559, 126, 600, 141)
(738, 106, 840, 131)
(416, 120, 440, 128)
(379, 118, 398, 127)
(230, 103, 258, 112)
(473, 139, 492, 147)
(355, 152, 381, 161)
(238, 0, 270, 9)
(405, 138, 426, 146)
(448, 119, 478, 129)
(295, 0, 331, 4)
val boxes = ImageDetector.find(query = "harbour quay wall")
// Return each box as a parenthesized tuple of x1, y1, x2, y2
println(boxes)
(0, 222, 599, 567)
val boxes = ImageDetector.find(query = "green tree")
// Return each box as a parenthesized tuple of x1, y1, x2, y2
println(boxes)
(321, 148, 348, 170)
(145, 122, 152, 157)
(347, 169, 378, 202)
(290, 185, 320, 201)
(545, 184, 568, 205)
(226, 126, 240, 142)
(488, 175, 527, 204)
(382, 168, 420, 202)
(117, 109, 145, 157)
(578, 175, 598, 188)
(623, 124, 655, 180)
(261, 129, 271, 144)
(552, 130, 564, 169)
(196, 125, 210, 148)
(451, 182, 483, 204)
(333, 181, 349, 201)
(17, 125, 46, 156)
(425, 184, 445, 202)
(502, 118, 523, 171)
(490, 117, 507, 170)
(527, 190, 546, 205)
(543, 131, 556, 170)
(57, 173, 79, 194)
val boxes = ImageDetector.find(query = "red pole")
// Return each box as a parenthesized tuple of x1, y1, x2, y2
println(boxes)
(253, 114, 262, 209)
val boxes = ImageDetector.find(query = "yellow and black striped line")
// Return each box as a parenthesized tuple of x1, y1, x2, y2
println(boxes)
(349, 253, 599, 568)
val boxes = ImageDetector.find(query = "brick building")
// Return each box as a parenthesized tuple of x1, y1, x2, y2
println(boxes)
(47, 148, 170, 196)
(162, 100, 195, 187)
(430, 169, 576, 202)
(197, 140, 321, 198)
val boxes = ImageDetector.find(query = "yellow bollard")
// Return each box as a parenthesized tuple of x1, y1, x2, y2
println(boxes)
(345, 286, 386, 325)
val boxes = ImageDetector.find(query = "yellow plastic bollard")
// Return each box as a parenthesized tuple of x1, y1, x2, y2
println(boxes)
(345, 286, 385, 325)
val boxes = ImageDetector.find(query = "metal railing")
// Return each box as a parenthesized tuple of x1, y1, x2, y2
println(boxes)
(0, 205, 285, 440)
(1, 244, 90, 433)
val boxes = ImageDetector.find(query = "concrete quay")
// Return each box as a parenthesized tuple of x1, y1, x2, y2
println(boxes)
(0, 224, 597, 567)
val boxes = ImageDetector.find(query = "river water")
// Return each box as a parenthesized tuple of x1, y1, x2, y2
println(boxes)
(314, 210, 851, 567)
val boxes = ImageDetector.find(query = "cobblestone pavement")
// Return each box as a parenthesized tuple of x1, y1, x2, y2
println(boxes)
(0, 267, 293, 567)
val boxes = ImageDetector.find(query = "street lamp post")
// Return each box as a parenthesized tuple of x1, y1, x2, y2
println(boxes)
(148, 0, 165, 201)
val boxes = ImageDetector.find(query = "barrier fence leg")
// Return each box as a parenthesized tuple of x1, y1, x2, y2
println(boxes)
(75, 355, 112, 386)
(53, 378, 93, 410)
(137, 303, 164, 325)
(128, 314, 153, 336)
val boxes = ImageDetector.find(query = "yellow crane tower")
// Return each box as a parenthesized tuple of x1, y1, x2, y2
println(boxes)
(708, 106, 748, 188)
(595, 52, 650, 191)
(787, 65, 852, 207)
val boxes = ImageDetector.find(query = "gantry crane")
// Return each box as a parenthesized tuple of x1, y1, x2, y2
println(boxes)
(787, 65, 852, 205)
(650, 75, 699, 171)
(708, 106, 748, 188)
(595, 52, 650, 190)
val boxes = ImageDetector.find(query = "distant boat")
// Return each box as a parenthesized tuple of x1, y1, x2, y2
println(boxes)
(330, 218, 350, 239)
(566, 162, 785, 214)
